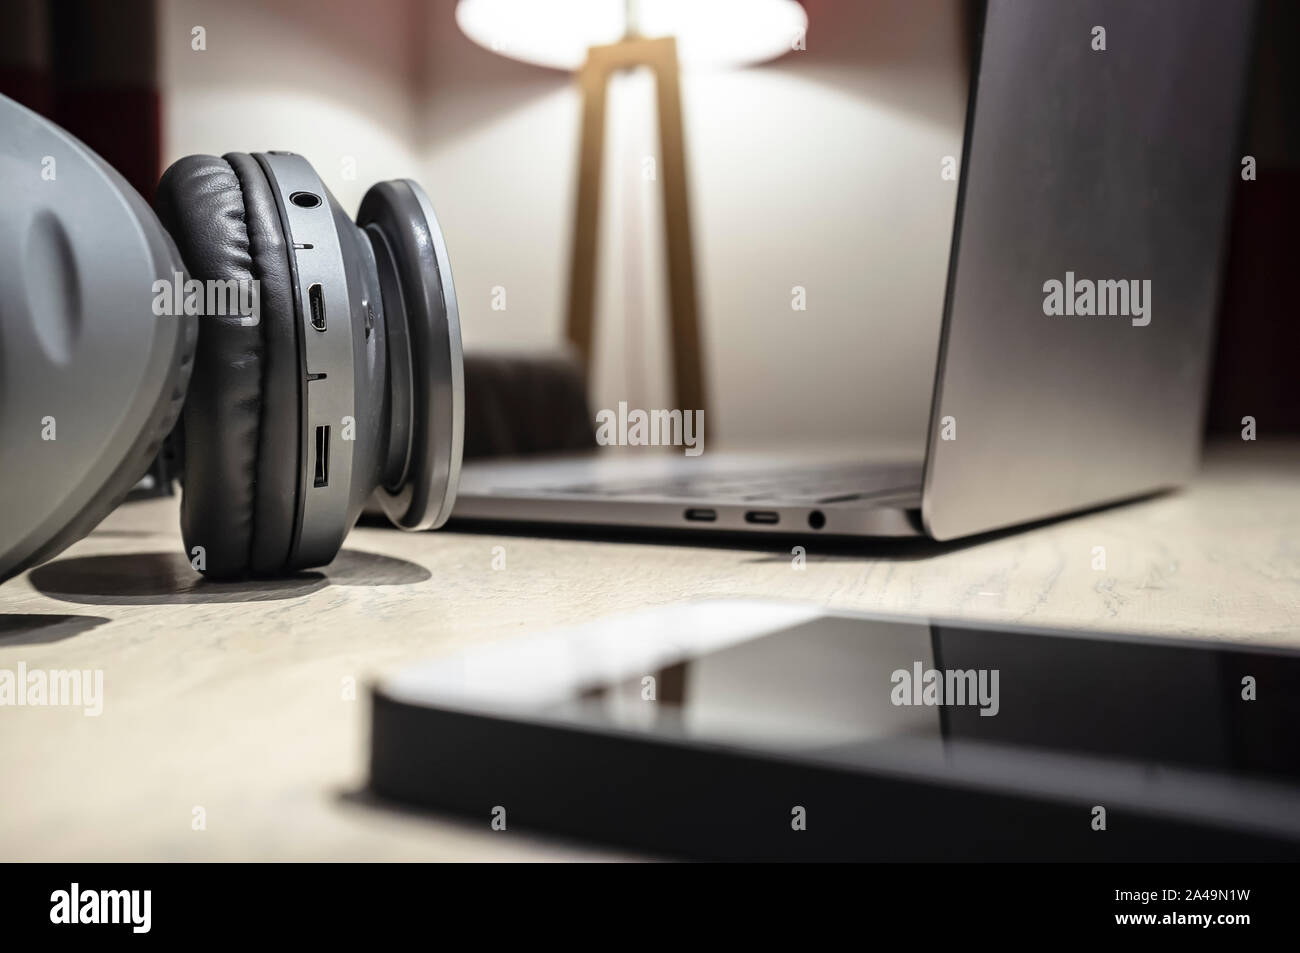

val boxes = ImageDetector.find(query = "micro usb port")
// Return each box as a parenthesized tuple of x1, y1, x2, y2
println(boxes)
(309, 283, 326, 331)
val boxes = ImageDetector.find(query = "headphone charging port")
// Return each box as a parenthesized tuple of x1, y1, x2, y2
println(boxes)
(308, 283, 326, 331)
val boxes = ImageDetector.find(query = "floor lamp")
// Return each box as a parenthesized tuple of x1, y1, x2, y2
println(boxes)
(456, 0, 809, 420)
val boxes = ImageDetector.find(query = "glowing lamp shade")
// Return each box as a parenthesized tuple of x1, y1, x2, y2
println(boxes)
(455, 0, 808, 70)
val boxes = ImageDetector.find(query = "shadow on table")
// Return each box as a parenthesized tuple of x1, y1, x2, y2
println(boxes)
(440, 517, 961, 563)
(436, 489, 1175, 565)
(27, 548, 431, 606)
(0, 613, 111, 645)
(335, 787, 647, 860)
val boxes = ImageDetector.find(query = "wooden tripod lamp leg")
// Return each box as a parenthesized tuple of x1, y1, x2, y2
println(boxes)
(651, 40, 706, 418)
(564, 36, 708, 421)
(565, 58, 608, 381)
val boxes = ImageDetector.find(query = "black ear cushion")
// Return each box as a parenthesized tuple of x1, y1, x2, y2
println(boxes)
(154, 153, 301, 578)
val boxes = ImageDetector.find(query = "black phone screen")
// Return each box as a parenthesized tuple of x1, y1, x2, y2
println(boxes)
(543, 616, 1300, 783)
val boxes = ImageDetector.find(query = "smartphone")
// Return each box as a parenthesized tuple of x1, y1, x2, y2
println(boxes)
(369, 601, 1300, 860)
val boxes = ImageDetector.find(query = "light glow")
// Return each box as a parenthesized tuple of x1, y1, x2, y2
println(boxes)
(455, 0, 808, 71)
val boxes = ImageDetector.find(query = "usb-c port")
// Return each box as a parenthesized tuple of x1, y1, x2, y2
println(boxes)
(684, 508, 717, 522)
(745, 510, 779, 525)
(309, 283, 326, 331)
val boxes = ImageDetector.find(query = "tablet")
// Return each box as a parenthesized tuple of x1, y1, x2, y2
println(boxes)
(370, 601, 1300, 860)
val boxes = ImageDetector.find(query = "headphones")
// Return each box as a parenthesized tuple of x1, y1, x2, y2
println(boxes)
(0, 95, 463, 582)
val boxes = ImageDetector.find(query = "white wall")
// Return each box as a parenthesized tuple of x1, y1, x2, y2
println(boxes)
(159, 0, 424, 212)
(161, 0, 968, 453)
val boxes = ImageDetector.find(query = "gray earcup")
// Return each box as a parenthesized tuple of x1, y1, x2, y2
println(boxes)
(0, 94, 198, 583)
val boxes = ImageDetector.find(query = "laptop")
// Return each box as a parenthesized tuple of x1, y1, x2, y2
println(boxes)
(452, 0, 1256, 542)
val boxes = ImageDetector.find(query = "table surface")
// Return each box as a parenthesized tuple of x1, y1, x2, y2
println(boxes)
(2, 441, 1297, 861)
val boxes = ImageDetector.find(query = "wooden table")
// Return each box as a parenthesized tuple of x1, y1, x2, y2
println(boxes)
(2, 441, 1297, 860)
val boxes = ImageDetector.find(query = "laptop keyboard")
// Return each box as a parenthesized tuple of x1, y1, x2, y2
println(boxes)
(539, 462, 923, 504)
